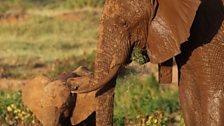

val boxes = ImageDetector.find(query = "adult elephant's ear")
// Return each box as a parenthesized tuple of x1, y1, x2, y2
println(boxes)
(147, 0, 200, 63)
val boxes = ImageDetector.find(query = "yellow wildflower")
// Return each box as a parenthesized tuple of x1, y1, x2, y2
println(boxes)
(10, 104, 16, 109)
(7, 106, 12, 112)
(14, 110, 17, 114)
(153, 119, 158, 124)
(25, 113, 31, 118)
(146, 119, 151, 126)
(22, 111, 26, 115)
(21, 117, 25, 121)
(159, 113, 163, 118)
(18, 113, 23, 118)
(14, 109, 20, 114)
(136, 115, 140, 118)
(16, 109, 21, 113)
(15, 116, 19, 119)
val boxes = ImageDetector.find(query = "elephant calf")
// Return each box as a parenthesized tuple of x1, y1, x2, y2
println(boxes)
(22, 67, 97, 126)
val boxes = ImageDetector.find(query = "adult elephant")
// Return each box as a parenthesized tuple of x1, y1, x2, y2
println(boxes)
(68, 0, 224, 125)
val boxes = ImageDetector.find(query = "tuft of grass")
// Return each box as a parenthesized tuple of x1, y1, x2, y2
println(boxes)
(131, 47, 149, 65)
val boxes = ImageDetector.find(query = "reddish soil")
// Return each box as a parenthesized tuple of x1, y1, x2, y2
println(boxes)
(0, 12, 26, 24)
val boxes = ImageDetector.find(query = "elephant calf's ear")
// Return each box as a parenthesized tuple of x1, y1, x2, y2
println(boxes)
(70, 91, 96, 125)
(147, 0, 200, 63)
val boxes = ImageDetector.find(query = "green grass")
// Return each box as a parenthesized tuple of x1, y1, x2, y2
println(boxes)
(0, 0, 105, 13)
(47, 0, 105, 9)
(0, 9, 100, 79)
(0, 12, 99, 62)
(114, 74, 183, 126)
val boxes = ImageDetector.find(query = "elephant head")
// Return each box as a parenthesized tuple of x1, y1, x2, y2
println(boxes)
(68, 0, 200, 93)
(22, 67, 96, 126)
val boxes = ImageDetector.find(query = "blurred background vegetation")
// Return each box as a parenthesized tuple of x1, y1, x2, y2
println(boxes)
(0, 0, 183, 125)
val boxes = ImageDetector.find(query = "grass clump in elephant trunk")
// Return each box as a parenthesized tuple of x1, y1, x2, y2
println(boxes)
(130, 47, 149, 65)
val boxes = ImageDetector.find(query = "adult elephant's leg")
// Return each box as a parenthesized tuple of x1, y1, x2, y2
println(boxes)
(176, 24, 224, 126)
(176, 0, 224, 125)
(96, 78, 116, 126)
(176, 61, 202, 126)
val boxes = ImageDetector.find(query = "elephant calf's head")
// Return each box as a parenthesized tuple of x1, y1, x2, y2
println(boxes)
(22, 76, 71, 126)
(22, 67, 96, 126)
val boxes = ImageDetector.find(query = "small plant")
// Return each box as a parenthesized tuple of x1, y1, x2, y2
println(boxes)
(145, 111, 171, 126)
(4, 103, 33, 125)
(0, 91, 34, 125)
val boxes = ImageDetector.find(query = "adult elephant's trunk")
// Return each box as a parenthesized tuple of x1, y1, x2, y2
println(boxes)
(94, 18, 131, 87)
(72, 12, 132, 93)
(69, 0, 150, 94)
